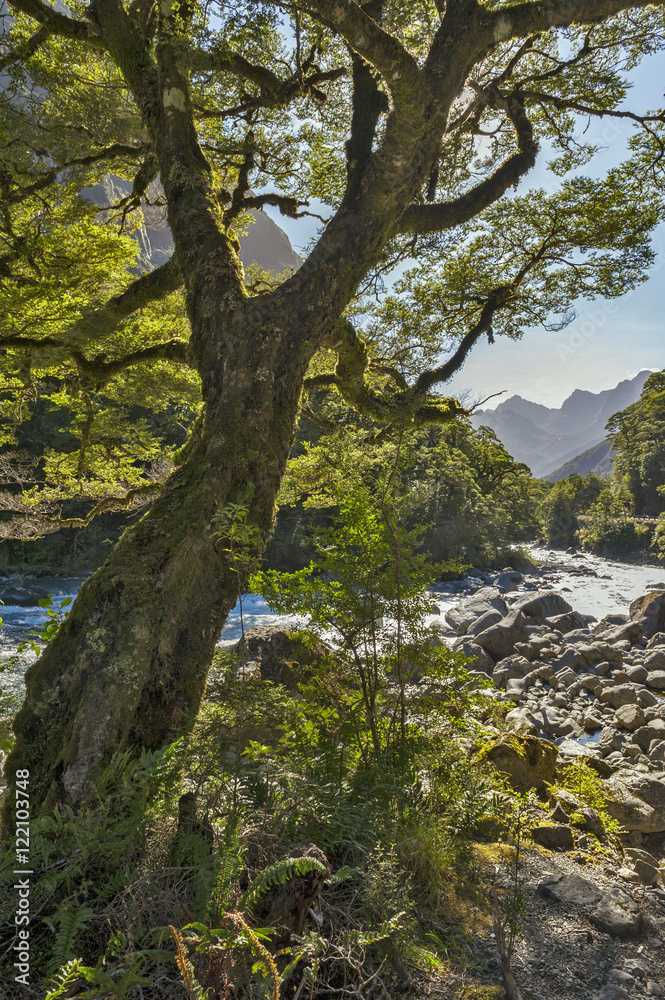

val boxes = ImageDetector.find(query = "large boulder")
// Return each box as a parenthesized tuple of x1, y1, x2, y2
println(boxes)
(629, 590, 665, 639)
(473, 609, 530, 661)
(451, 637, 495, 675)
(0, 583, 49, 607)
(604, 772, 665, 832)
(537, 873, 602, 906)
(512, 591, 573, 623)
(477, 733, 558, 792)
(598, 684, 638, 709)
(590, 887, 645, 937)
(544, 611, 590, 634)
(444, 587, 507, 635)
(234, 626, 333, 689)
(466, 609, 504, 636)
(614, 704, 646, 731)
(531, 824, 574, 849)
(595, 620, 644, 645)
(645, 649, 665, 671)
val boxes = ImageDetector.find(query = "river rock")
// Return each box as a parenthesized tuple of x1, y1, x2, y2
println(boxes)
(630, 591, 665, 639)
(591, 887, 645, 937)
(605, 772, 665, 832)
(494, 572, 519, 592)
(564, 628, 594, 643)
(0, 583, 49, 607)
(626, 664, 649, 683)
(478, 733, 557, 792)
(545, 610, 589, 634)
(451, 637, 495, 674)
(466, 609, 503, 636)
(537, 872, 602, 906)
(444, 587, 507, 635)
(614, 704, 646, 730)
(579, 643, 603, 663)
(473, 609, 530, 661)
(597, 620, 645, 645)
(599, 684, 639, 709)
(647, 632, 665, 649)
(512, 590, 573, 623)
(645, 649, 665, 671)
(647, 671, 665, 691)
(632, 858, 661, 886)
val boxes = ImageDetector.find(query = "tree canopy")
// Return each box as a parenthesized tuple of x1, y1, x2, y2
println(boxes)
(1, 0, 664, 820)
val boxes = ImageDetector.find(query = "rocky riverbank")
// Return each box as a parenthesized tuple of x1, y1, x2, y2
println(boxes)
(428, 569, 665, 998)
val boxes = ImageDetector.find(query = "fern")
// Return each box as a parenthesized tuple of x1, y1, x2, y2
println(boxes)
(206, 819, 243, 923)
(44, 959, 84, 999)
(49, 904, 94, 972)
(188, 834, 216, 919)
(239, 856, 327, 910)
(169, 925, 209, 1000)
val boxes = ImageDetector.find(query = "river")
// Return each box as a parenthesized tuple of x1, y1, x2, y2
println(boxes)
(1, 546, 664, 705)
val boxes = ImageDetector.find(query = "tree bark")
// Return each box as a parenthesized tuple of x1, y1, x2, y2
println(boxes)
(3, 302, 313, 821)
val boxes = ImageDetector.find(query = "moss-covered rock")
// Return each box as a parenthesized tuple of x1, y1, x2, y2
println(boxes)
(476, 733, 557, 792)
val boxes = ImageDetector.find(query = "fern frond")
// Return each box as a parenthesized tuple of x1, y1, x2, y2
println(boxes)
(50, 904, 93, 972)
(239, 857, 327, 910)
(207, 820, 243, 922)
(169, 925, 208, 1000)
(230, 913, 279, 1000)
(44, 958, 83, 999)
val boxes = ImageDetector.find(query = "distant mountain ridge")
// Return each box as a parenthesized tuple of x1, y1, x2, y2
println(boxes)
(543, 439, 615, 482)
(470, 371, 652, 479)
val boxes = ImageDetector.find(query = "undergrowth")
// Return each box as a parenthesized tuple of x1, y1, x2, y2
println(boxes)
(0, 645, 513, 999)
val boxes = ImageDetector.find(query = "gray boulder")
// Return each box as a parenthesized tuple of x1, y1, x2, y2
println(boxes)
(444, 587, 507, 635)
(555, 646, 587, 672)
(647, 671, 665, 691)
(545, 610, 590, 634)
(537, 873, 602, 906)
(629, 590, 665, 638)
(590, 886, 645, 937)
(531, 824, 574, 849)
(494, 572, 519, 592)
(466, 609, 504, 636)
(645, 649, 665, 670)
(512, 590, 573, 623)
(473, 609, 530, 661)
(595, 620, 645, 645)
(614, 704, 646, 731)
(605, 772, 665, 832)
(451, 637, 495, 675)
(599, 684, 639, 709)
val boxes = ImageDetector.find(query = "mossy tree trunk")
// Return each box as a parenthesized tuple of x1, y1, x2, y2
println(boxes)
(6, 300, 316, 815)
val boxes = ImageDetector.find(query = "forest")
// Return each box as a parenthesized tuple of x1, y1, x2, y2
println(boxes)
(1, 0, 665, 997)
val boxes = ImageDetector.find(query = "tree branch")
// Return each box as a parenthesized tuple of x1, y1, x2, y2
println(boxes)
(6, 0, 105, 44)
(0, 24, 51, 72)
(413, 289, 511, 396)
(397, 93, 537, 235)
(304, 0, 422, 106)
(0, 336, 191, 383)
(0, 143, 152, 207)
(486, 0, 665, 43)
(187, 46, 347, 110)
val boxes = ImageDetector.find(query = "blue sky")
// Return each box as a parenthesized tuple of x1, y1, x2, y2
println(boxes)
(264, 51, 664, 409)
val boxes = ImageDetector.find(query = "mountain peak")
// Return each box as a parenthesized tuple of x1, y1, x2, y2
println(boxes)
(469, 371, 652, 478)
